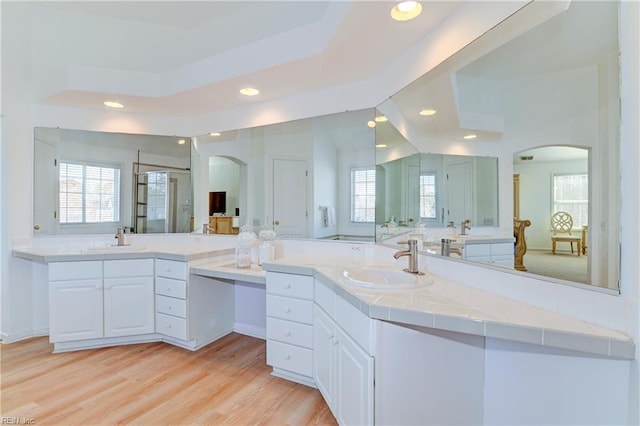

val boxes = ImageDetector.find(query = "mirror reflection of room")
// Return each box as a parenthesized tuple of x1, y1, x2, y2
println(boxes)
(207, 156, 241, 235)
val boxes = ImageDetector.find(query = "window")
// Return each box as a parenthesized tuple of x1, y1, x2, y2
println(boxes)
(553, 174, 588, 227)
(419, 173, 437, 219)
(351, 168, 376, 222)
(59, 162, 120, 224)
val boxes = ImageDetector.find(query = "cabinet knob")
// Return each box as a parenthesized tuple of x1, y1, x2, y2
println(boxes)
(284, 355, 291, 360)
(285, 284, 291, 290)
(284, 307, 291, 314)
(167, 305, 172, 310)
(166, 287, 171, 292)
(166, 324, 172, 329)
(284, 331, 291, 337)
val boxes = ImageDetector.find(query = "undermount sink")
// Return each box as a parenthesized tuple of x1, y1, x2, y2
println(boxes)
(82, 245, 146, 254)
(341, 266, 432, 290)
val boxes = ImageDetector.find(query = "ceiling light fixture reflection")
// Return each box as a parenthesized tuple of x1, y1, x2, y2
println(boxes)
(391, 1, 422, 21)
(367, 121, 376, 128)
(210, 132, 221, 136)
(178, 139, 186, 145)
(375, 116, 388, 122)
(104, 101, 124, 109)
(419, 109, 437, 116)
(375, 144, 387, 148)
(464, 134, 477, 140)
(240, 87, 260, 96)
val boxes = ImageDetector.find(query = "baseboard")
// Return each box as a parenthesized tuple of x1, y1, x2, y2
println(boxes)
(0, 328, 49, 344)
(234, 322, 266, 340)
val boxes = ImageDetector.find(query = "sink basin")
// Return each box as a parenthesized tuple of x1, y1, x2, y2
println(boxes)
(82, 245, 146, 254)
(341, 266, 432, 290)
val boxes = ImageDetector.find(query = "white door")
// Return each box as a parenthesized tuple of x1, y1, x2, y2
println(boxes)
(273, 159, 308, 238)
(336, 327, 374, 426)
(49, 279, 104, 343)
(34, 140, 58, 234)
(446, 160, 473, 224)
(104, 276, 155, 337)
(313, 305, 336, 407)
(406, 164, 420, 224)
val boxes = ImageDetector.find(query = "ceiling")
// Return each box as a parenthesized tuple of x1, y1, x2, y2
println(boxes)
(20, 1, 463, 117)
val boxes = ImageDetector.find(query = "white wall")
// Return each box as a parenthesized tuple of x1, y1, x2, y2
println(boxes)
(209, 156, 240, 216)
(312, 121, 338, 239)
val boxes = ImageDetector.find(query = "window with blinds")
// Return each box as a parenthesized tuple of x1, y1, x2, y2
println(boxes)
(419, 173, 437, 219)
(59, 162, 120, 224)
(553, 174, 588, 227)
(351, 168, 376, 223)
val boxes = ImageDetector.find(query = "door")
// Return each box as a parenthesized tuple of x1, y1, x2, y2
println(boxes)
(273, 159, 308, 238)
(446, 160, 473, 224)
(336, 327, 374, 426)
(34, 140, 58, 235)
(49, 279, 103, 342)
(104, 276, 154, 337)
(313, 305, 335, 407)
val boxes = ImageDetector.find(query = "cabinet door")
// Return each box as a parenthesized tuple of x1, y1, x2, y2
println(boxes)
(336, 327, 374, 426)
(313, 305, 335, 406)
(50, 279, 103, 342)
(104, 277, 154, 337)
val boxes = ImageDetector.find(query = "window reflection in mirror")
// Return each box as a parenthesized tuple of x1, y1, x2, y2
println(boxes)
(374, 1, 620, 290)
(34, 128, 192, 235)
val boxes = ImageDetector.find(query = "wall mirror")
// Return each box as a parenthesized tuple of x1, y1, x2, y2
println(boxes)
(34, 127, 192, 236)
(192, 108, 376, 241)
(375, 1, 620, 291)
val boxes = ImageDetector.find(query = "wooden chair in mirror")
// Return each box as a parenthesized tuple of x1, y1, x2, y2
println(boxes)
(551, 212, 581, 256)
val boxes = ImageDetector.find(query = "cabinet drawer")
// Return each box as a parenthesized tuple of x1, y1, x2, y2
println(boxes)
(492, 255, 514, 267)
(104, 258, 153, 278)
(492, 243, 515, 256)
(156, 294, 187, 318)
(49, 261, 102, 281)
(156, 313, 187, 340)
(266, 340, 313, 377)
(156, 277, 187, 299)
(267, 317, 313, 348)
(464, 244, 491, 258)
(156, 259, 187, 280)
(267, 295, 313, 324)
(266, 272, 314, 299)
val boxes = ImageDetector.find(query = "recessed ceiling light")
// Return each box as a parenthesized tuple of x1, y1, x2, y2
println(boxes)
(178, 139, 186, 145)
(375, 144, 388, 148)
(391, 1, 422, 21)
(419, 109, 437, 116)
(104, 101, 124, 109)
(375, 116, 388, 122)
(367, 121, 376, 128)
(464, 134, 477, 140)
(240, 87, 259, 96)
(210, 132, 221, 136)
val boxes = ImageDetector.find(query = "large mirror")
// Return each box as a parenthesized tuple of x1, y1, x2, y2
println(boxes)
(34, 128, 192, 235)
(375, 1, 620, 290)
(191, 109, 376, 241)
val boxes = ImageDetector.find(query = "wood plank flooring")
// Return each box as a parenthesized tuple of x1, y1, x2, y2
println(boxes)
(0, 333, 337, 425)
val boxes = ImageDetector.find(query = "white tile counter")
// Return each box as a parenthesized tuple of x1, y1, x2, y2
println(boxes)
(262, 254, 635, 360)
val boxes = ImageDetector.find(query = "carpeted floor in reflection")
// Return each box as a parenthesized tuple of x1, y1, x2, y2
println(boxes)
(522, 248, 588, 284)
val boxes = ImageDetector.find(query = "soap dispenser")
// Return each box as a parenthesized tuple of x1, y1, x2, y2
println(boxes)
(236, 223, 258, 268)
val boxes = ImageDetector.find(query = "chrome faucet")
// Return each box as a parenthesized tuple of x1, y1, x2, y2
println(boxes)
(393, 239, 424, 275)
(441, 238, 462, 257)
(115, 227, 125, 246)
(460, 219, 471, 235)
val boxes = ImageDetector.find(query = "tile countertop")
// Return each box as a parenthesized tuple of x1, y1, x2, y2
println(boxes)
(261, 254, 635, 360)
(12, 244, 235, 263)
(191, 256, 266, 285)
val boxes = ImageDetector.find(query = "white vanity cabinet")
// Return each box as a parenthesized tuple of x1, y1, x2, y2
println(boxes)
(463, 241, 514, 267)
(265, 271, 315, 387)
(313, 278, 375, 426)
(155, 258, 234, 350)
(49, 259, 154, 344)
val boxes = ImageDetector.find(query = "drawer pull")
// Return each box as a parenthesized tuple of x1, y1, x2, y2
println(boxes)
(285, 284, 291, 289)
(166, 324, 172, 329)
(166, 287, 171, 291)
(167, 305, 172, 310)
(284, 307, 291, 314)
(284, 331, 292, 337)
(284, 355, 291, 360)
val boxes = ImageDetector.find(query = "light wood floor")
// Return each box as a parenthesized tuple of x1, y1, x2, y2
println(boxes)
(0, 333, 337, 425)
